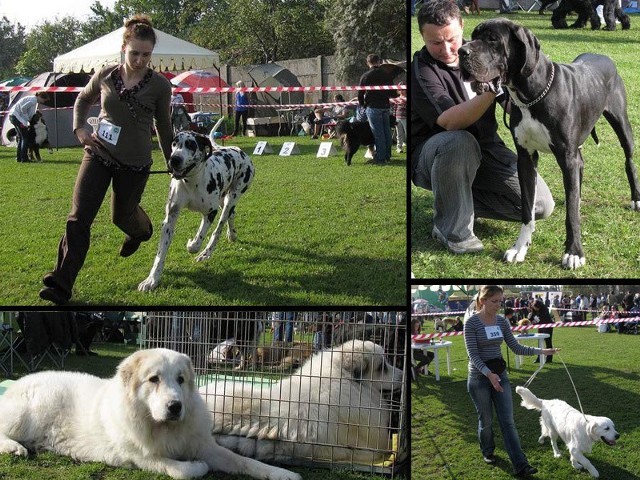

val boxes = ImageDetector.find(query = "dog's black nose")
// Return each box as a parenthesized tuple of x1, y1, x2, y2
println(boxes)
(169, 155, 182, 169)
(458, 46, 470, 58)
(167, 400, 182, 416)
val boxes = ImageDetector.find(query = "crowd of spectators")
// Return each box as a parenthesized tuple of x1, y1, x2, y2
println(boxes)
(413, 289, 639, 335)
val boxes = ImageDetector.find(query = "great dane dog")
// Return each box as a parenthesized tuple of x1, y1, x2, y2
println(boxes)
(138, 131, 255, 291)
(458, 18, 640, 269)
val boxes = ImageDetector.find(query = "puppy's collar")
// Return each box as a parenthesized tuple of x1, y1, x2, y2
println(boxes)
(509, 63, 555, 109)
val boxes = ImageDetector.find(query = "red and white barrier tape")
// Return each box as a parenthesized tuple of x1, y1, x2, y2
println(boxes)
(0, 98, 404, 115)
(0, 84, 406, 94)
(411, 316, 639, 341)
(412, 306, 607, 317)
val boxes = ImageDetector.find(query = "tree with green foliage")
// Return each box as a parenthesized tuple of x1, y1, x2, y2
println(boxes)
(15, 17, 85, 76)
(79, 1, 128, 41)
(327, 0, 406, 84)
(190, 0, 334, 65)
(0, 17, 26, 79)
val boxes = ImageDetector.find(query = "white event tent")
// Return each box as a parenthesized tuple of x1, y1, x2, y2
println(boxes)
(54, 27, 220, 73)
(3, 29, 221, 147)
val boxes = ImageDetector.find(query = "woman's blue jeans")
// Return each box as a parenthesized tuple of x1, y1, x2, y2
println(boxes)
(467, 370, 529, 472)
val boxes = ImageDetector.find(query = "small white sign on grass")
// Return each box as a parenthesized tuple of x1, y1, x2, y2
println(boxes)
(279, 142, 300, 156)
(253, 141, 273, 155)
(317, 142, 338, 158)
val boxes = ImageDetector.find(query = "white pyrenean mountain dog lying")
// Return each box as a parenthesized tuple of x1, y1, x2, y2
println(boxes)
(0, 348, 300, 480)
(516, 386, 620, 478)
(201, 340, 404, 464)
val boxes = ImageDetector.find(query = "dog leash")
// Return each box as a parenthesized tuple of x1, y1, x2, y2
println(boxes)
(86, 145, 170, 175)
(522, 359, 544, 388)
(556, 353, 586, 417)
(522, 353, 587, 419)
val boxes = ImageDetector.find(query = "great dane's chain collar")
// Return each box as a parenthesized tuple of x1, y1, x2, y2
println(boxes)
(509, 63, 555, 109)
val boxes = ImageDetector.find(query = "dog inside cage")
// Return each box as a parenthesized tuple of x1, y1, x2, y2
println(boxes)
(143, 311, 408, 475)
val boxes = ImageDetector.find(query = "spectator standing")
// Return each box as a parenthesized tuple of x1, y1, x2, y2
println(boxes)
(273, 312, 295, 343)
(528, 299, 555, 363)
(358, 53, 395, 165)
(392, 82, 407, 153)
(231, 80, 249, 136)
(8, 91, 50, 162)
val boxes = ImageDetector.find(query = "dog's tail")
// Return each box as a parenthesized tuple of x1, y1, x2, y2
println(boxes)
(208, 117, 226, 148)
(590, 128, 599, 146)
(515, 386, 543, 411)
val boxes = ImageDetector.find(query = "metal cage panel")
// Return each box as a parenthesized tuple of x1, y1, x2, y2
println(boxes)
(143, 312, 408, 477)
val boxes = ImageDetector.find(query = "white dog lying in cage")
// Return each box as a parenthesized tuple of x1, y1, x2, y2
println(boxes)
(200, 339, 403, 465)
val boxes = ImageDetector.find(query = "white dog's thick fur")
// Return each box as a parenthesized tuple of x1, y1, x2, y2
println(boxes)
(0, 348, 300, 480)
(516, 386, 619, 477)
(201, 340, 403, 464)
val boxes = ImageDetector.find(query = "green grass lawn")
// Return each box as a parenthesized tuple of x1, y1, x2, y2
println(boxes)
(0, 134, 406, 306)
(411, 11, 640, 278)
(0, 343, 396, 480)
(412, 325, 640, 479)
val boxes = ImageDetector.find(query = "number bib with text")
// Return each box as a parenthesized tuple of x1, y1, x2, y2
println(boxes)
(98, 119, 122, 146)
(485, 325, 503, 340)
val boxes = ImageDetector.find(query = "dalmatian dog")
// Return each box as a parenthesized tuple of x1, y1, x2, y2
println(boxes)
(138, 131, 255, 291)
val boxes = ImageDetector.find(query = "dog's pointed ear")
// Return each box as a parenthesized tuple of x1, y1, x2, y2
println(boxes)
(512, 23, 540, 77)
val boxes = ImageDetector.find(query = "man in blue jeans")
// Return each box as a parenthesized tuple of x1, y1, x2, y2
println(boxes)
(358, 54, 395, 165)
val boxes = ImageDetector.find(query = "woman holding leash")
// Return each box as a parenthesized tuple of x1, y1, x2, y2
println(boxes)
(39, 14, 173, 305)
(8, 91, 49, 162)
(464, 285, 560, 477)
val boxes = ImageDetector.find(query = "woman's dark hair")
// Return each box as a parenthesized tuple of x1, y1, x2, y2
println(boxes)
(123, 14, 156, 46)
(418, 0, 462, 32)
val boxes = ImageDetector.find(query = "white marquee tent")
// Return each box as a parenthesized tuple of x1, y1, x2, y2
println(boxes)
(54, 27, 220, 73)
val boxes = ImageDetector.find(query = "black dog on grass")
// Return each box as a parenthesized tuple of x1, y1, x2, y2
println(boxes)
(334, 120, 375, 166)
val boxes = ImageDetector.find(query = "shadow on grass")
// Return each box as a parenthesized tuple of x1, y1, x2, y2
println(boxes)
(413, 364, 640, 479)
(160, 239, 406, 305)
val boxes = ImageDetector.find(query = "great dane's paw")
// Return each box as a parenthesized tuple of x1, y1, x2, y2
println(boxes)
(138, 276, 160, 291)
(195, 251, 211, 262)
(504, 246, 528, 263)
(227, 229, 237, 242)
(631, 201, 640, 211)
(187, 238, 201, 254)
(562, 253, 585, 269)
